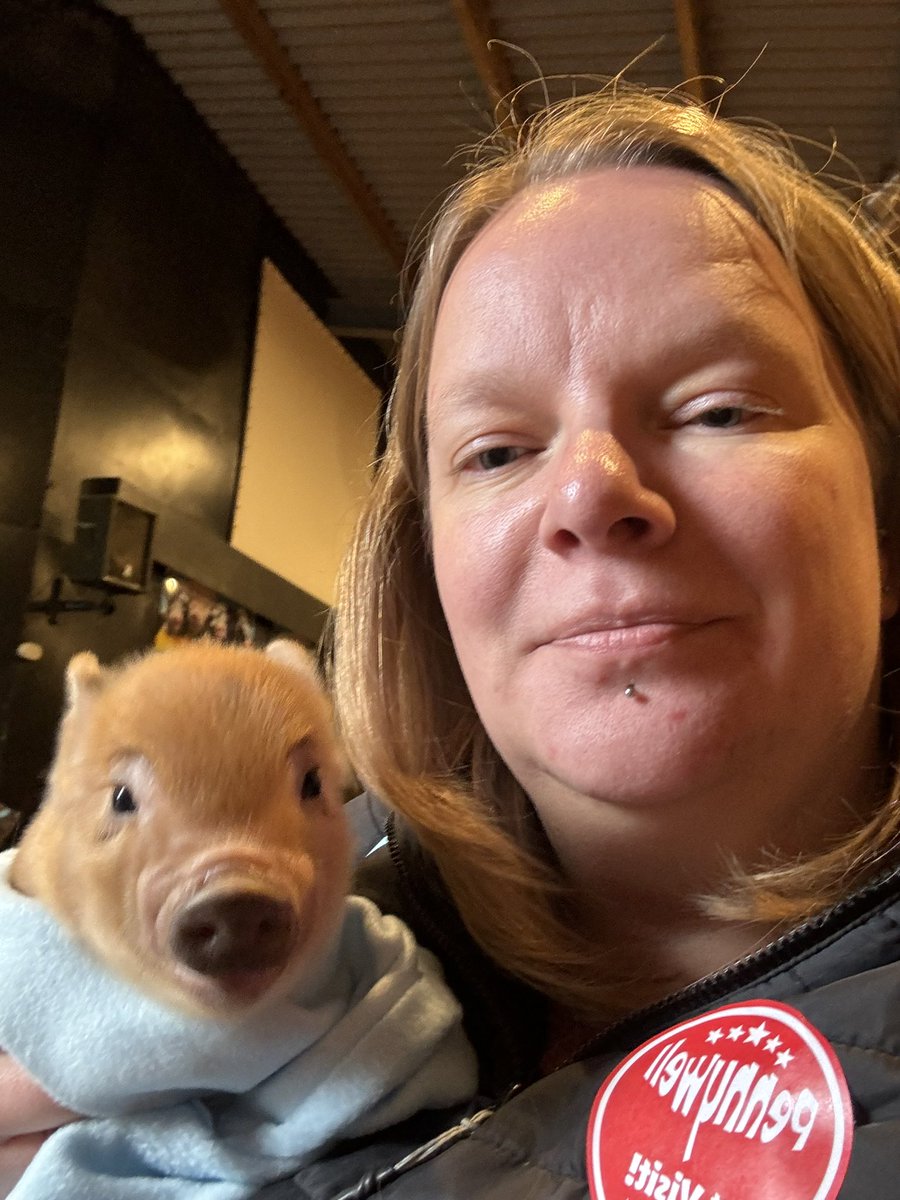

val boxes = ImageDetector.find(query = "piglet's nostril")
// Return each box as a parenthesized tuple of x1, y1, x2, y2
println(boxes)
(613, 514, 653, 539)
(171, 892, 297, 976)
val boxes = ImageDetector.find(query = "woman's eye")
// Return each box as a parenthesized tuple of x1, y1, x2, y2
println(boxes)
(111, 784, 137, 814)
(472, 445, 525, 471)
(692, 406, 747, 429)
(683, 396, 781, 430)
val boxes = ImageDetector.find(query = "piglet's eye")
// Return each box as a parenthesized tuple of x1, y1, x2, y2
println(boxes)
(300, 768, 321, 800)
(111, 784, 137, 814)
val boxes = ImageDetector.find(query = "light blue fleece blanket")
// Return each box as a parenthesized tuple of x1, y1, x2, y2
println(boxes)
(0, 850, 477, 1198)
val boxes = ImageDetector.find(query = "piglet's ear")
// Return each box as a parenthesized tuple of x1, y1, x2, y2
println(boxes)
(265, 639, 321, 686)
(65, 651, 104, 710)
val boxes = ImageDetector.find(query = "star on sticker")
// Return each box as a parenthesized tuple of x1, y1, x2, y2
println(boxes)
(707, 1028, 724, 1044)
(745, 1022, 770, 1046)
(765, 1035, 783, 1054)
(726, 1025, 744, 1041)
(710, 1193, 722, 1200)
(776, 1048, 794, 1068)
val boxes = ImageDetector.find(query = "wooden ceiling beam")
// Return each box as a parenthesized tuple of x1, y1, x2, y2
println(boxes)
(450, 0, 517, 113)
(673, 0, 707, 104)
(216, 0, 406, 269)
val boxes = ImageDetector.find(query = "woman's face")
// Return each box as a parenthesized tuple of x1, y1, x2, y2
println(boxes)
(426, 167, 896, 870)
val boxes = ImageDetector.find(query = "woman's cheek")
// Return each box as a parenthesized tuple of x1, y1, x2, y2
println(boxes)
(434, 488, 538, 611)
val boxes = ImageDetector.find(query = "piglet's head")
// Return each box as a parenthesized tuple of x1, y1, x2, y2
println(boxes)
(11, 639, 352, 1019)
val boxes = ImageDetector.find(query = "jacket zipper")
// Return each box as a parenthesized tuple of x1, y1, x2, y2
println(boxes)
(329, 1098, 513, 1200)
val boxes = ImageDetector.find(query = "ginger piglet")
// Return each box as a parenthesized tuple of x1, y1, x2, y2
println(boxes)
(9, 638, 351, 1018)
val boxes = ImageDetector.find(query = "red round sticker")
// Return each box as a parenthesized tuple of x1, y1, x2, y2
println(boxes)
(586, 1000, 853, 1200)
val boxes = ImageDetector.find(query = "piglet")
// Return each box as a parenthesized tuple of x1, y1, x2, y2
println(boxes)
(9, 639, 351, 1018)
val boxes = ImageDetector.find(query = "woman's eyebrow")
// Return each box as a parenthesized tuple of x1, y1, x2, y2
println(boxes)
(629, 290, 819, 376)
(426, 377, 522, 420)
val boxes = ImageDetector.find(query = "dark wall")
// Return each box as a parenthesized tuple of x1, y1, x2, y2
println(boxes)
(0, 0, 329, 820)
(0, 4, 112, 751)
(44, 34, 261, 542)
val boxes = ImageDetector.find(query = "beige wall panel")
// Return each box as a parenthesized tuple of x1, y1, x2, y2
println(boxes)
(231, 261, 379, 608)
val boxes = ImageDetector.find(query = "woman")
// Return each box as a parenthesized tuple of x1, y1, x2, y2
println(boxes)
(5, 84, 900, 1198)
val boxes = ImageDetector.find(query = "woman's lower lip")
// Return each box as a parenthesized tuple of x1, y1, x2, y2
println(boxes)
(547, 622, 703, 652)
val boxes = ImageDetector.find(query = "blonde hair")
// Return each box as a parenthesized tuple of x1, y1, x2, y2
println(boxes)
(334, 82, 900, 1018)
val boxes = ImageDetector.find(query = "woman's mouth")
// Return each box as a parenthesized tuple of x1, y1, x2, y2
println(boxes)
(540, 614, 721, 655)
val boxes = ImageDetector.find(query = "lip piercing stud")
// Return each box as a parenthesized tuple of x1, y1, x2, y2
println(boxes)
(624, 683, 637, 698)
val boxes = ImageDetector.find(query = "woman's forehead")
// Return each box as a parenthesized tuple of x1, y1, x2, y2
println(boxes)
(430, 168, 819, 374)
(448, 167, 787, 296)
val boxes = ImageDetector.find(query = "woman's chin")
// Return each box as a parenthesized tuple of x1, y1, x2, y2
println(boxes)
(506, 682, 755, 803)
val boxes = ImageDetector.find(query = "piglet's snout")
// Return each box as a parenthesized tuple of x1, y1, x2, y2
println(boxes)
(170, 891, 298, 976)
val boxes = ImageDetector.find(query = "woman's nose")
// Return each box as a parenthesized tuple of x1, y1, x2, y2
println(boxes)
(538, 429, 676, 552)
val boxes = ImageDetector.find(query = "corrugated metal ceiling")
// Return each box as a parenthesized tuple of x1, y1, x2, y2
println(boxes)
(100, 0, 900, 341)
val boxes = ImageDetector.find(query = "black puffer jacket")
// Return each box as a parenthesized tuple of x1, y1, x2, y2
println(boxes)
(255, 814, 900, 1200)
